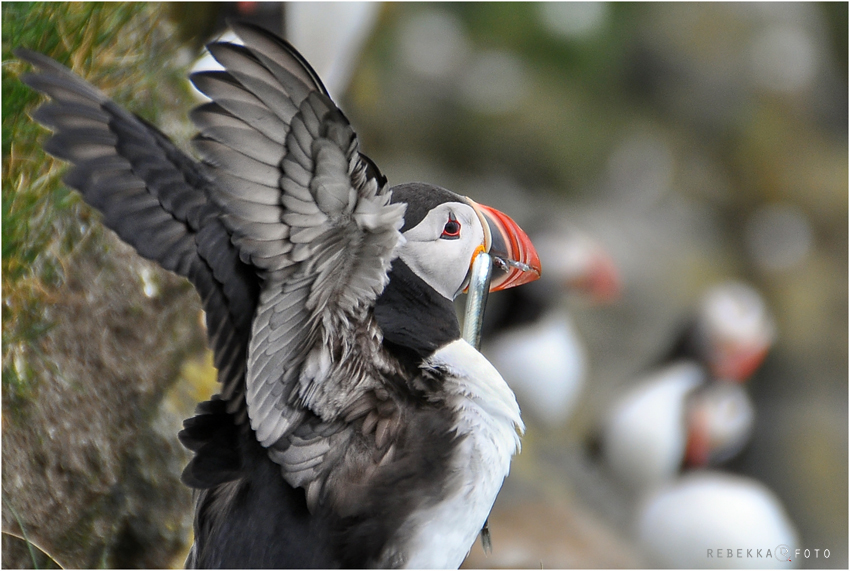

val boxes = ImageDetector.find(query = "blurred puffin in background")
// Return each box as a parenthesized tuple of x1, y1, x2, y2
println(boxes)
(19, 18, 543, 569)
(481, 227, 621, 428)
(600, 281, 775, 491)
(596, 281, 798, 568)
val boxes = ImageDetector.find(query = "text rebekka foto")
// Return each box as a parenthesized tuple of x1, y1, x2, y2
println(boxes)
(707, 547, 830, 562)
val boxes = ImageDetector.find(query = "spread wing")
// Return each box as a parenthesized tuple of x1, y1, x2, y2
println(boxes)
(16, 48, 258, 421)
(19, 23, 410, 515)
(189, 23, 406, 454)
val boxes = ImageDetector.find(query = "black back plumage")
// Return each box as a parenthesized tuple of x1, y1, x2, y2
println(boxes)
(181, 397, 337, 568)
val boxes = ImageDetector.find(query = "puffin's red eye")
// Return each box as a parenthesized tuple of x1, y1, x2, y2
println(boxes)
(441, 215, 461, 239)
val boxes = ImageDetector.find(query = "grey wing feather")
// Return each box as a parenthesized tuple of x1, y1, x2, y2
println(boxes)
(196, 124, 282, 166)
(193, 137, 281, 186)
(227, 20, 330, 98)
(206, 42, 304, 122)
(191, 73, 290, 143)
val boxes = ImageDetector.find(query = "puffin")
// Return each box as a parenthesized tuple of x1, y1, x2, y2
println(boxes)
(599, 281, 774, 491)
(17, 21, 542, 569)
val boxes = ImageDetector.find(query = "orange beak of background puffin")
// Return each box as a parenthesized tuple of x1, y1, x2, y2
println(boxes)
(468, 200, 542, 291)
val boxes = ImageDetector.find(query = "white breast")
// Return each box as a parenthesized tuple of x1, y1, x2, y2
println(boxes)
(485, 308, 587, 426)
(602, 362, 705, 490)
(636, 471, 799, 568)
(395, 339, 524, 569)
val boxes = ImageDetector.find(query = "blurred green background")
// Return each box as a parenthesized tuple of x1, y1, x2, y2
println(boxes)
(2, 2, 846, 568)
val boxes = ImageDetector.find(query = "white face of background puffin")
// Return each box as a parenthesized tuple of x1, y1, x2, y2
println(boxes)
(398, 201, 485, 300)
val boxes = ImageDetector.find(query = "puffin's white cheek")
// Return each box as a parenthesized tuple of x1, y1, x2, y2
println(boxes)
(400, 241, 473, 300)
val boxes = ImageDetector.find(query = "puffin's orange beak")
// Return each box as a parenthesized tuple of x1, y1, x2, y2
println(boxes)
(570, 246, 621, 304)
(468, 199, 542, 291)
(711, 342, 770, 382)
